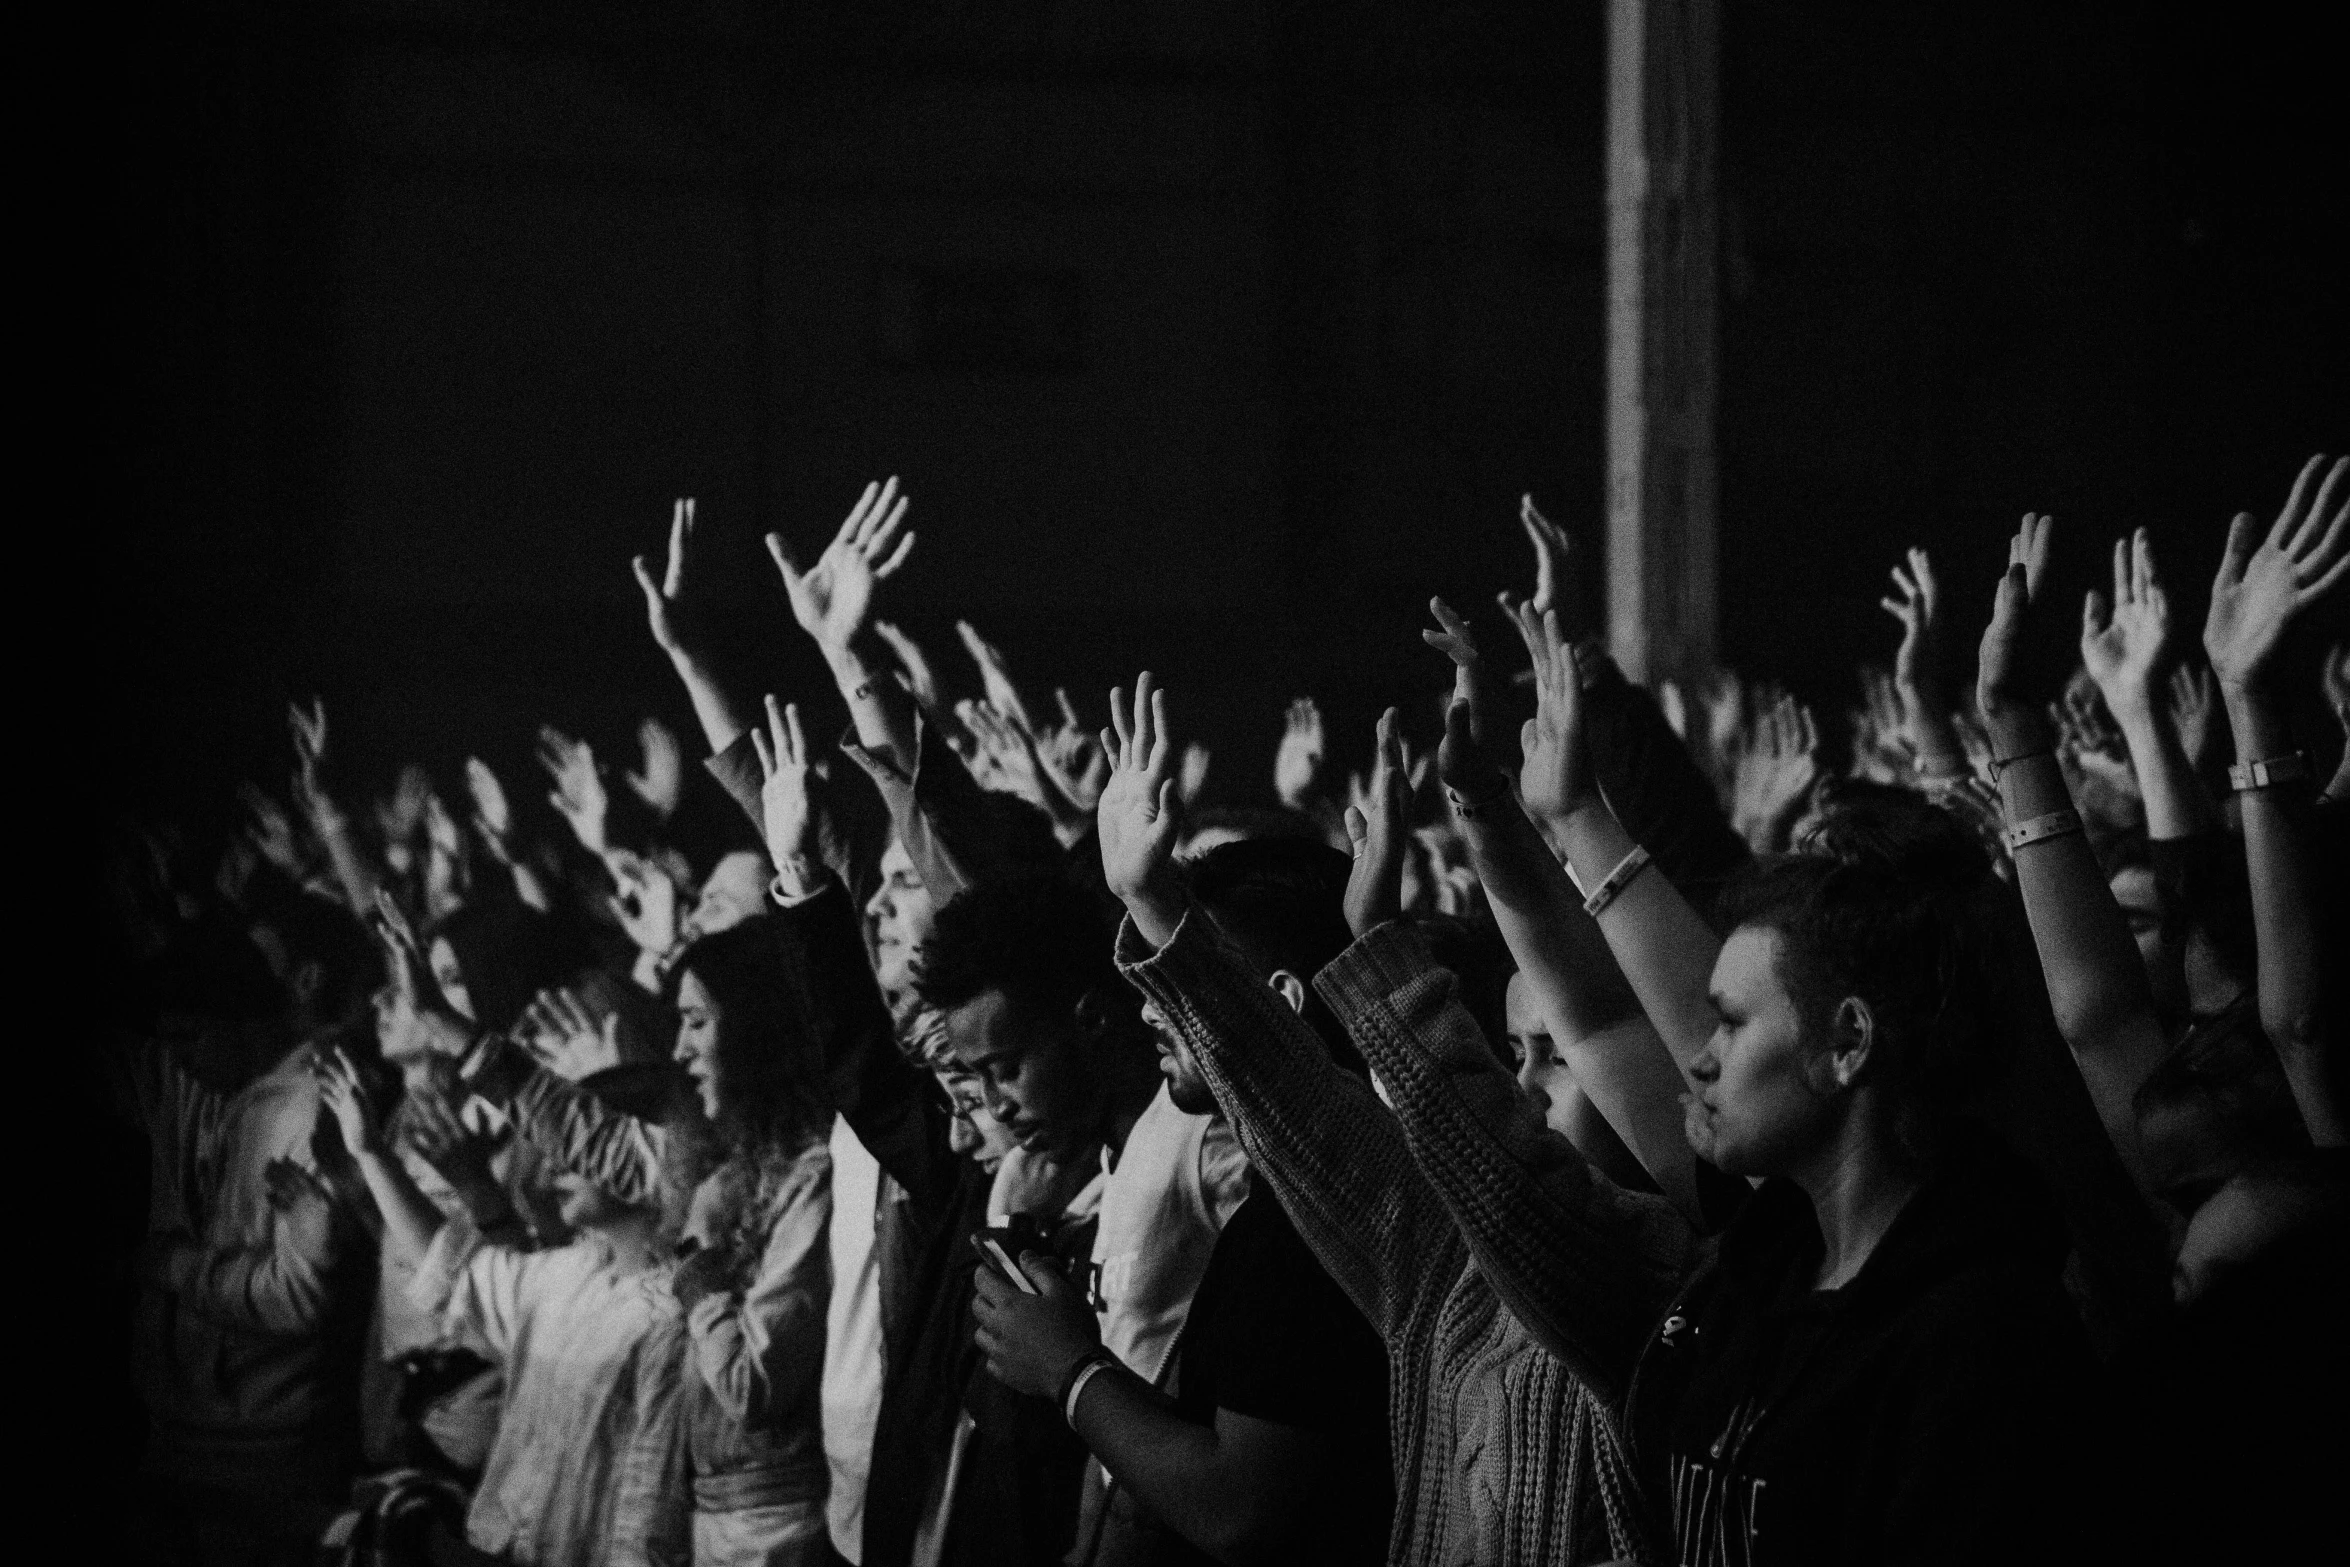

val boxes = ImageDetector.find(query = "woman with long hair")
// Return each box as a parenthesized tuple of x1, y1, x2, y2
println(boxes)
(663, 916, 836, 1567)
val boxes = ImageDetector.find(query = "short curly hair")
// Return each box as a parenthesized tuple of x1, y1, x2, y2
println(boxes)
(914, 874, 1129, 1030)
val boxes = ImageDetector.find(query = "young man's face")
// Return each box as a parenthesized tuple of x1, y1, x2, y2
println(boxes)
(935, 1065, 1018, 1174)
(942, 988, 1099, 1161)
(1504, 972, 1584, 1143)
(864, 840, 937, 998)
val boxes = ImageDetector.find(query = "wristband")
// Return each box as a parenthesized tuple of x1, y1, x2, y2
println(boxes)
(2226, 751, 2311, 793)
(1580, 845, 1652, 918)
(2002, 808, 2083, 851)
(1989, 748, 2053, 782)
(1913, 752, 1972, 782)
(768, 858, 824, 905)
(1059, 1348, 1118, 1428)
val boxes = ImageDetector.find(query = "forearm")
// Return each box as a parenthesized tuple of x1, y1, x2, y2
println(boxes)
(1316, 920, 1696, 1398)
(1460, 805, 1701, 1213)
(163, 1231, 337, 1335)
(2112, 693, 2219, 841)
(355, 1147, 445, 1265)
(1989, 721, 2167, 1178)
(825, 635, 918, 775)
(1069, 1372, 1297, 1566)
(312, 811, 379, 920)
(2225, 687, 2343, 1144)
(1546, 800, 1723, 1075)
(666, 649, 761, 757)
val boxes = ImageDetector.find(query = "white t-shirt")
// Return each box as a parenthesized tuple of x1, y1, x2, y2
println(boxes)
(822, 1114, 887, 1563)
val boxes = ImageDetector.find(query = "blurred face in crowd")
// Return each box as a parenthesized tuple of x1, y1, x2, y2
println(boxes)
(673, 969, 726, 1121)
(936, 1066, 1018, 1174)
(1504, 972, 1584, 1142)
(1685, 926, 1840, 1176)
(865, 839, 937, 996)
(428, 936, 476, 1021)
(2110, 867, 2248, 1023)
(942, 988, 1101, 1161)
(685, 852, 769, 943)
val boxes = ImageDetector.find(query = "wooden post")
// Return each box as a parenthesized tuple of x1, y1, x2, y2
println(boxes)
(1605, 0, 1719, 687)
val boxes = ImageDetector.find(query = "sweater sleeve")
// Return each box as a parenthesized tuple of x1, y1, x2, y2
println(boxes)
(1314, 919, 1699, 1403)
(683, 1153, 834, 1428)
(160, 1204, 349, 1337)
(469, 1042, 665, 1207)
(1115, 907, 1463, 1343)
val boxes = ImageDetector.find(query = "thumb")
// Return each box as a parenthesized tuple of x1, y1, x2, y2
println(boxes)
(1344, 804, 1369, 857)
(1020, 1253, 1072, 1297)
(764, 532, 803, 585)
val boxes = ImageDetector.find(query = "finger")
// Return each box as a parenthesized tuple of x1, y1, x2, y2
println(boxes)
(2302, 549, 2350, 607)
(2132, 529, 2155, 602)
(2216, 512, 2259, 584)
(2111, 536, 2130, 609)
(2272, 453, 2328, 551)
(665, 500, 689, 595)
(2304, 456, 2349, 544)
(1145, 687, 1172, 775)
(1429, 596, 1476, 652)
(1880, 597, 1912, 626)
(763, 532, 802, 586)
(1055, 688, 1082, 731)
(1343, 804, 1368, 857)
(749, 724, 776, 783)
(783, 701, 808, 763)
(1155, 777, 1179, 823)
(1911, 548, 1939, 608)
(2082, 588, 2108, 641)
(1107, 684, 1133, 760)
(837, 480, 880, 547)
(764, 692, 791, 765)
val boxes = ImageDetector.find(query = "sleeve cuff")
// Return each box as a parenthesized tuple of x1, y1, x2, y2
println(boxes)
(1311, 918, 1439, 1021)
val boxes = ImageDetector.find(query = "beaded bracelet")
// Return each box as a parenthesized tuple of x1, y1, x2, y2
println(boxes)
(1581, 845, 1652, 918)
(2226, 751, 2311, 793)
(1445, 782, 1509, 821)
(2002, 808, 2084, 852)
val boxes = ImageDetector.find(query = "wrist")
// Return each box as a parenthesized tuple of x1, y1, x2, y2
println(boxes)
(1983, 707, 2055, 759)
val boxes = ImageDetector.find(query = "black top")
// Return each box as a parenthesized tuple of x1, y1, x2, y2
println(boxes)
(1628, 1130, 2106, 1566)
(1153, 1184, 1394, 1567)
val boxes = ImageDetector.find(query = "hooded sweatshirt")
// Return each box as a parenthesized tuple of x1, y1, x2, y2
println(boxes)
(1624, 1129, 2104, 1566)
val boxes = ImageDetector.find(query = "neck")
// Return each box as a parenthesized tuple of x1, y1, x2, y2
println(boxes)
(1788, 1095, 1921, 1292)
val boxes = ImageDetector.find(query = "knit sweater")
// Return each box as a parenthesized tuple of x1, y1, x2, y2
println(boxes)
(1118, 910, 1697, 1566)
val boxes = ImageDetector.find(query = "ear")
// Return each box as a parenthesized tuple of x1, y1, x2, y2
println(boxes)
(1808, 997, 1876, 1093)
(1266, 969, 1308, 1016)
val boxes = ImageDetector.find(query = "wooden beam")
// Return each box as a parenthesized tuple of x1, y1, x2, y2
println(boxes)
(1605, 0, 1719, 687)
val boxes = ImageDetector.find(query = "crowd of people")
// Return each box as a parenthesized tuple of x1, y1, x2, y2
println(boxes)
(102, 458, 2349, 1566)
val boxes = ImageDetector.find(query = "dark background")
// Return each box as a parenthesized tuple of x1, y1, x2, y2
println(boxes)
(88, 0, 2349, 834)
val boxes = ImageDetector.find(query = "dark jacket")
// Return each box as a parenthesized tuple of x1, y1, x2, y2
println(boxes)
(773, 884, 1088, 1567)
(1624, 1130, 2104, 1566)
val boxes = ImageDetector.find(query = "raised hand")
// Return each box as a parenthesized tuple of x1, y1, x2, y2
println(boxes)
(749, 695, 824, 892)
(2325, 646, 2350, 801)
(287, 697, 343, 830)
(624, 717, 685, 819)
(632, 497, 710, 660)
(1096, 673, 1185, 944)
(956, 620, 1038, 736)
(957, 699, 1054, 812)
(1880, 547, 1947, 695)
(1035, 688, 1108, 814)
(2204, 454, 2350, 693)
(2080, 529, 2174, 718)
(873, 621, 943, 711)
(521, 986, 627, 1081)
(1342, 708, 1410, 937)
(605, 848, 681, 957)
(537, 726, 611, 856)
(402, 1078, 497, 1188)
(767, 478, 916, 659)
(1273, 697, 1327, 809)
(1520, 494, 1575, 617)
(1977, 513, 2058, 746)
(238, 782, 304, 877)
(464, 757, 515, 861)
(422, 790, 470, 921)
(1426, 597, 1507, 799)
(1506, 597, 1598, 826)
(313, 1046, 383, 1157)
(1728, 691, 1821, 853)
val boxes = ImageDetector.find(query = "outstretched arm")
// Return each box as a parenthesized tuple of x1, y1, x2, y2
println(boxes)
(1882, 546, 1974, 779)
(1977, 514, 2168, 1188)
(2205, 456, 2350, 1145)
(1099, 673, 1465, 1339)
(2080, 529, 2219, 842)
(316, 1046, 444, 1266)
(634, 496, 763, 755)
(1421, 597, 1703, 1218)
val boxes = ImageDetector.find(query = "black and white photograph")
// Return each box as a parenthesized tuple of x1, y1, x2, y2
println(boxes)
(75, 3, 2345, 1564)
